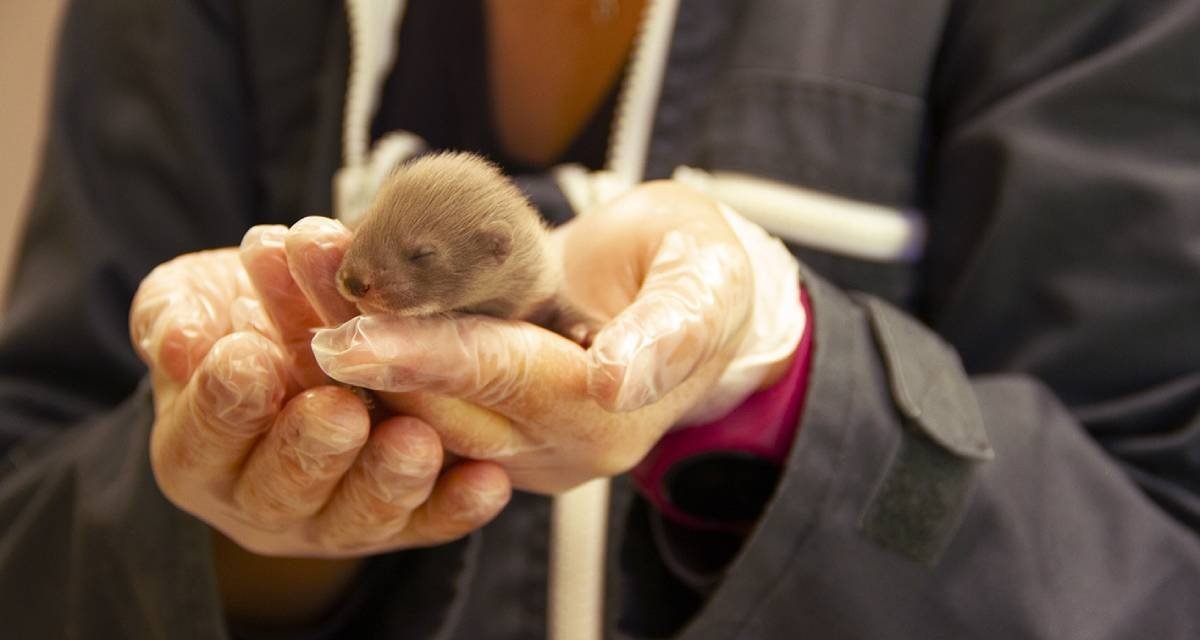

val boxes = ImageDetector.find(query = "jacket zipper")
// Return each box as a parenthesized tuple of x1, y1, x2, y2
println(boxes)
(606, 0, 680, 186)
(342, 0, 408, 168)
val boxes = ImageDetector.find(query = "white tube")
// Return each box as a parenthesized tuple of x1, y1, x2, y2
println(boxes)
(673, 167, 927, 263)
(548, 479, 611, 640)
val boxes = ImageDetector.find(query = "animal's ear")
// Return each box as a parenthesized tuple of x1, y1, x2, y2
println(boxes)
(480, 223, 513, 266)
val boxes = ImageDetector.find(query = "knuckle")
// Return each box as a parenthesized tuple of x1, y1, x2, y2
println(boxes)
(373, 432, 442, 480)
(350, 465, 410, 513)
(131, 257, 229, 351)
(355, 456, 433, 511)
(313, 493, 413, 550)
(193, 335, 286, 430)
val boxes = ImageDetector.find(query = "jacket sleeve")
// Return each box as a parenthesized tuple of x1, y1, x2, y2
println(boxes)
(672, 1, 1200, 638)
(0, 0, 258, 451)
(0, 0, 256, 636)
(0, 3, 484, 637)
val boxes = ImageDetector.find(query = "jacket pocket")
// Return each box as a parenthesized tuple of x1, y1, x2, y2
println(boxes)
(856, 294, 993, 564)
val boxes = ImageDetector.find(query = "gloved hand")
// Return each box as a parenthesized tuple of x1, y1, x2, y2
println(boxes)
(313, 181, 770, 493)
(129, 218, 511, 560)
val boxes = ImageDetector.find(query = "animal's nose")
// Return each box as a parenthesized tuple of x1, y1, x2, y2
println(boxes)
(342, 274, 370, 299)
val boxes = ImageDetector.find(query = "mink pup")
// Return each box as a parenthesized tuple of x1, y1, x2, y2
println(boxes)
(336, 152, 599, 344)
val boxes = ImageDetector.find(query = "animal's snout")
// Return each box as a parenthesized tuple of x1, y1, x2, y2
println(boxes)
(341, 273, 370, 299)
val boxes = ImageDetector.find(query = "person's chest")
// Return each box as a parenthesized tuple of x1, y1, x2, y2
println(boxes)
(369, 0, 642, 172)
(484, 0, 646, 167)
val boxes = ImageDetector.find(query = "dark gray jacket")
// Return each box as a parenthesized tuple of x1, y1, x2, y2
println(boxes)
(2, 0, 1199, 638)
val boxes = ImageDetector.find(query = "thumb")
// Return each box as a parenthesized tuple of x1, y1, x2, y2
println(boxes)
(585, 229, 752, 412)
(311, 314, 592, 461)
(311, 314, 590, 411)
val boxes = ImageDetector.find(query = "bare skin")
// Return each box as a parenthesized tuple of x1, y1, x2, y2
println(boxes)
(486, 0, 647, 166)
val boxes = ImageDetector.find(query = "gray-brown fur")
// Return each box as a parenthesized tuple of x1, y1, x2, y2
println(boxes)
(337, 152, 598, 343)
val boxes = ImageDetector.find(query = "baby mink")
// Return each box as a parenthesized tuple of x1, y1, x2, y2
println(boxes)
(336, 152, 598, 344)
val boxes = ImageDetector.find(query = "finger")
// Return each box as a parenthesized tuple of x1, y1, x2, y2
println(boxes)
(381, 391, 528, 461)
(313, 416, 444, 551)
(586, 229, 752, 412)
(311, 314, 589, 417)
(285, 216, 360, 325)
(403, 460, 511, 546)
(231, 386, 370, 529)
(130, 249, 252, 385)
(150, 331, 289, 497)
(240, 225, 327, 387)
(229, 295, 284, 344)
(313, 315, 609, 460)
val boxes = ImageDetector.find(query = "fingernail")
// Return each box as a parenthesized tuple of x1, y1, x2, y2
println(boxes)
(291, 216, 346, 240)
(310, 319, 370, 384)
(241, 225, 286, 252)
(311, 320, 354, 358)
(288, 217, 350, 256)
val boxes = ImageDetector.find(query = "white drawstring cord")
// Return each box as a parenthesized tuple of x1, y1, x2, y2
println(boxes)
(335, 0, 417, 226)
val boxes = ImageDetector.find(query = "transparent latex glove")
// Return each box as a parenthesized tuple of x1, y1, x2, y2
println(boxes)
(129, 218, 510, 559)
(559, 167, 806, 424)
(313, 181, 765, 493)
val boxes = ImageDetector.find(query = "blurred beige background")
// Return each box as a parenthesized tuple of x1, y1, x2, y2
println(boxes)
(1, 0, 67, 307)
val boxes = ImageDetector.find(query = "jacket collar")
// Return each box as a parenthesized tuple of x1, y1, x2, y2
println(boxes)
(333, 0, 679, 226)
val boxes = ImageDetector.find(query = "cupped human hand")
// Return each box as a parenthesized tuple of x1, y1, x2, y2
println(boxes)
(129, 218, 511, 559)
(313, 181, 755, 493)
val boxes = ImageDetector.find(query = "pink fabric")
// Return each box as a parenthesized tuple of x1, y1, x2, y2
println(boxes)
(631, 287, 814, 531)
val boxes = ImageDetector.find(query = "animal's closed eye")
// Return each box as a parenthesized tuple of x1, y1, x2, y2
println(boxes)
(407, 247, 436, 262)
